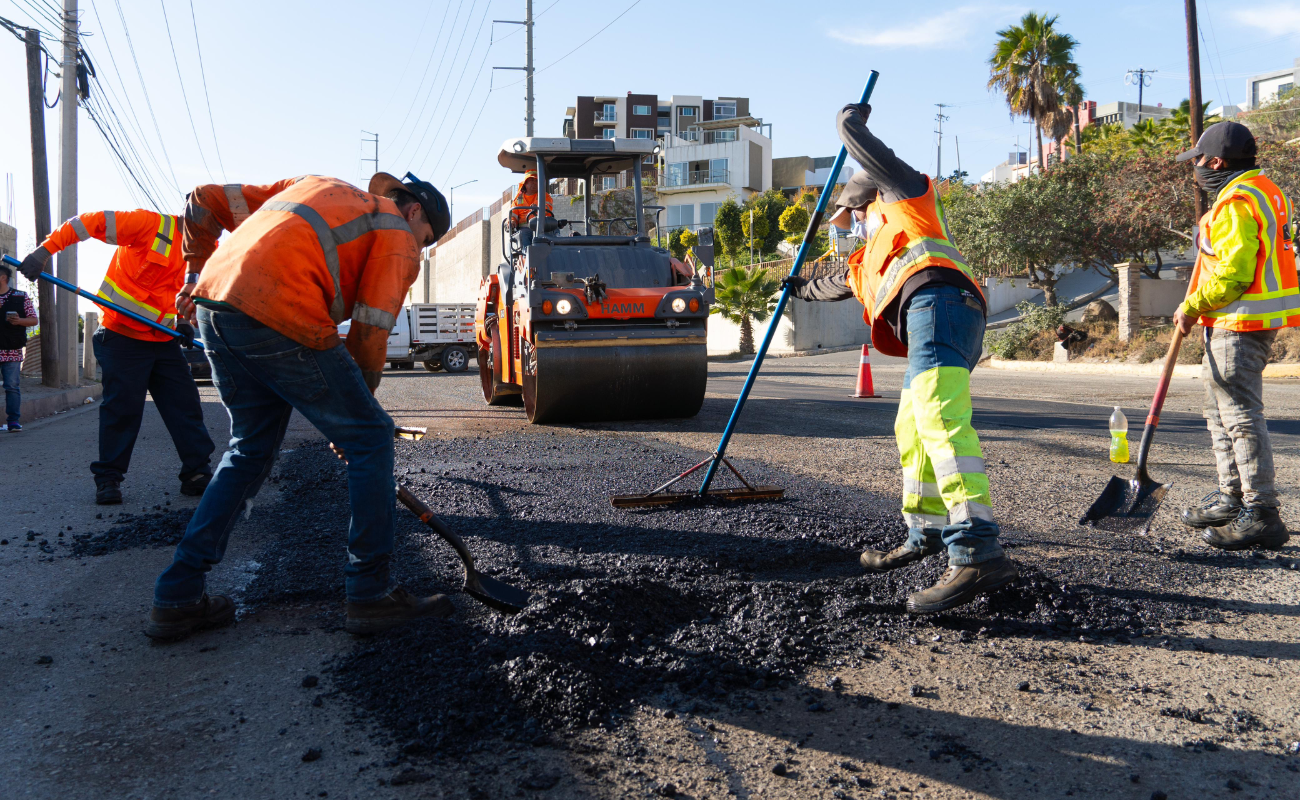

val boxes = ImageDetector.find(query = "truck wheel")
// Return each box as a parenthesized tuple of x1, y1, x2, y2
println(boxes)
(441, 345, 469, 373)
(479, 331, 521, 406)
(423, 359, 442, 372)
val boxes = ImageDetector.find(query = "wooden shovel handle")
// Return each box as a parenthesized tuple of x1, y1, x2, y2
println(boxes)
(1134, 328, 1186, 474)
(396, 483, 477, 573)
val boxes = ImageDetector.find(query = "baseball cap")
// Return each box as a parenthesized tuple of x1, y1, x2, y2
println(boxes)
(369, 172, 452, 241)
(1175, 121, 1257, 163)
(827, 171, 880, 229)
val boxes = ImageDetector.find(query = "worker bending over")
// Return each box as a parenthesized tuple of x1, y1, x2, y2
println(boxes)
(19, 208, 216, 505)
(146, 172, 450, 641)
(784, 103, 1016, 613)
(1175, 121, 1295, 551)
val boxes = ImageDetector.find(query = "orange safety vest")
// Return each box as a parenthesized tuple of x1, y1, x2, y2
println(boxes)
(845, 178, 983, 356)
(1187, 171, 1300, 331)
(182, 178, 306, 270)
(40, 210, 183, 342)
(194, 176, 420, 350)
(510, 172, 553, 226)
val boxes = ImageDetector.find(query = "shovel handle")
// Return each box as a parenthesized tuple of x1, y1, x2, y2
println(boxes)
(396, 483, 477, 572)
(1134, 328, 1186, 474)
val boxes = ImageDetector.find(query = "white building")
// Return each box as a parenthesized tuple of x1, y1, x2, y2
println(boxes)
(1247, 59, 1300, 109)
(980, 151, 1032, 185)
(656, 119, 772, 230)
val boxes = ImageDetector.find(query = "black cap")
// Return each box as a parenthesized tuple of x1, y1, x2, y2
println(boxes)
(368, 171, 452, 241)
(1176, 121, 1257, 163)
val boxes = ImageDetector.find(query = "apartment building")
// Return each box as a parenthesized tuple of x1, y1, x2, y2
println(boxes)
(772, 155, 855, 199)
(1247, 58, 1300, 109)
(563, 93, 753, 143)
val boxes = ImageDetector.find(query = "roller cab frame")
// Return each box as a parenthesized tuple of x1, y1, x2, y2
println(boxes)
(474, 137, 714, 424)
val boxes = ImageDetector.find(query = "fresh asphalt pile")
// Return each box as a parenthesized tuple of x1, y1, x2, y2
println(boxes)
(69, 507, 194, 557)
(218, 432, 1241, 758)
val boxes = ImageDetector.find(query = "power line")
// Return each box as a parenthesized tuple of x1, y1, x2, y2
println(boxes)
(496, 0, 642, 90)
(372, 0, 439, 124)
(159, 0, 214, 182)
(428, 13, 498, 178)
(383, 0, 462, 158)
(394, 0, 482, 169)
(412, 2, 493, 175)
(110, 0, 181, 192)
(188, 0, 225, 181)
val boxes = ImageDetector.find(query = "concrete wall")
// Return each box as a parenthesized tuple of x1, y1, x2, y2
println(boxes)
(433, 220, 491, 304)
(1139, 277, 1190, 317)
(982, 277, 1042, 316)
(707, 299, 868, 356)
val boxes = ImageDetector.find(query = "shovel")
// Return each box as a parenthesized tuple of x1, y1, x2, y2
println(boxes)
(390, 426, 530, 614)
(1079, 328, 1186, 534)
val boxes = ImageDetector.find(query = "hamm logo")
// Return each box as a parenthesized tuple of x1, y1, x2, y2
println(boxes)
(601, 302, 644, 314)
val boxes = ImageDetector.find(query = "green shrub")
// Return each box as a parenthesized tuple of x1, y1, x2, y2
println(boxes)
(984, 300, 1066, 360)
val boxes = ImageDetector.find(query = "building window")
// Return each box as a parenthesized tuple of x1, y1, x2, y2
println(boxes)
(667, 162, 688, 186)
(667, 204, 695, 228)
(603, 128, 617, 139)
(632, 104, 651, 116)
(630, 128, 653, 139)
(657, 119, 672, 132)
(714, 101, 737, 119)
(603, 103, 617, 120)
(699, 202, 721, 226)
(712, 129, 736, 142)
(600, 176, 618, 191)
(679, 107, 696, 117)
(709, 158, 729, 184)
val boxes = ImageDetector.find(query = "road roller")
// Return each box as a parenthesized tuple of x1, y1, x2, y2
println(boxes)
(475, 136, 712, 424)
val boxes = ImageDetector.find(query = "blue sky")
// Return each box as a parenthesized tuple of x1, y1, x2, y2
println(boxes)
(1, 0, 1298, 304)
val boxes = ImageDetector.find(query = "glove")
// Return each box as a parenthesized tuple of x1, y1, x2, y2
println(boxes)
(842, 103, 872, 123)
(18, 248, 50, 282)
(781, 275, 808, 292)
(175, 321, 196, 348)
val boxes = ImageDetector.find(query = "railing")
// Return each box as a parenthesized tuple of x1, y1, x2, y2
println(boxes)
(594, 110, 617, 123)
(662, 169, 730, 188)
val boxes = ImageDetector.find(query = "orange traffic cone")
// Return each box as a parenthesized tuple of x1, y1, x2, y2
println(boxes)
(851, 344, 882, 398)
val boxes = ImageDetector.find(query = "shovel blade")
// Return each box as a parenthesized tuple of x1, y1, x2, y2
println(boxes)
(610, 485, 785, 509)
(1079, 474, 1171, 534)
(464, 570, 531, 615)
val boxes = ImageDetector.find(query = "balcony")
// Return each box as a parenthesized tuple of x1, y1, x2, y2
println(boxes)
(593, 110, 617, 124)
(661, 169, 730, 190)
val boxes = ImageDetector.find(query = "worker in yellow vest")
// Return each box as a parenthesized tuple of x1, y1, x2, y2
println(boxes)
(1175, 121, 1296, 551)
(784, 103, 1016, 613)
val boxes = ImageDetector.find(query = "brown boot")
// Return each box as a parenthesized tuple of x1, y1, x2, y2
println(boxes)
(345, 587, 454, 635)
(145, 594, 236, 641)
(906, 556, 1018, 613)
(860, 541, 942, 573)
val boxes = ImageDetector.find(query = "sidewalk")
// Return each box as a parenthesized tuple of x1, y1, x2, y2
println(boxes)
(16, 373, 102, 424)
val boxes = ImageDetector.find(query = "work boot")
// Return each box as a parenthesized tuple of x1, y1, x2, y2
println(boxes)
(1181, 490, 1242, 529)
(860, 540, 942, 573)
(1202, 506, 1290, 551)
(145, 594, 236, 641)
(345, 587, 454, 635)
(96, 480, 122, 505)
(180, 472, 213, 497)
(906, 555, 1018, 614)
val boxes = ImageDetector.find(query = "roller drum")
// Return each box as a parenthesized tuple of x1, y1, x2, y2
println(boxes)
(524, 342, 707, 424)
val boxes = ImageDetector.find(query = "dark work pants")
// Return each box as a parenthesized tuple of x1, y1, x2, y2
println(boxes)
(91, 327, 215, 485)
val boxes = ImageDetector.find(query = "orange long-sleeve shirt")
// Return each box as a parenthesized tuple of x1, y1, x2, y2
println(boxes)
(182, 178, 305, 271)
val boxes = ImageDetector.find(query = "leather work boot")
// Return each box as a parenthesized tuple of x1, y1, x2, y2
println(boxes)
(345, 587, 454, 635)
(906, 556, 1018, 614)
(180, 472, 213, 497)
(95, 480, 123, 505)
(1202, 506, 1290, 551)
(1181, 490, 1242, 529)
(860, 540, 942, 573)
(145, 594, 236, 641)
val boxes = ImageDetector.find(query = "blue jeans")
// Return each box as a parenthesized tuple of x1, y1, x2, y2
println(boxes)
(91, 328, 214, 483)
(1, 360, 20, 425)
(899, 285, 1002, 565)
(154, 308, 396, 607)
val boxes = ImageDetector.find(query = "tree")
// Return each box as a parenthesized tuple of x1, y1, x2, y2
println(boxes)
(1241, 87, 1300, 142)
(744, 188, 790, 254)
(778, 203, 810, 244)
(714, 197, 744, 262)
(740, 205, 770, 255)
(988, 12, 1080, 172)
(668, 227, 688, 260)
(711, 265, 781, 354)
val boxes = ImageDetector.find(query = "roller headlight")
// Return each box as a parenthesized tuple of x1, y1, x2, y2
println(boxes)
(556, 299, 573, 315)
(671, 297, 687, 313)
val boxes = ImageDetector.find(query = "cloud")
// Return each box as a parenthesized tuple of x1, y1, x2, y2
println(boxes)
(1232, 5, 1300, 36)
(830, 5, 1024, 49)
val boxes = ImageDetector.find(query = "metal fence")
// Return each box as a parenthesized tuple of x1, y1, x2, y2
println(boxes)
(662, 169, 730, 188)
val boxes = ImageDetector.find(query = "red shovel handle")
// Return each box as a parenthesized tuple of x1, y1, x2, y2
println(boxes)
(1134, 328, 1186, 477)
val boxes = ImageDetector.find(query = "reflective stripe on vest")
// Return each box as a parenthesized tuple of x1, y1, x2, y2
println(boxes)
(104, 211, 118, 245)
(1200, 176, 1300, 329)
(868, 189, 976, 312)
(351, 301, 396, 331)
(224, 184, 251, 226)
(261, 200, 414, 324)
(96, 275, 175, 326)
(148, 214, 176, 260)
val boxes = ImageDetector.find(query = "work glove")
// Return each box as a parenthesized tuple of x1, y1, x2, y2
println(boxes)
(842, 103, 872, 123)
(781, 275, 809, 293)
(18, 248, 51, 282)
(175, 321, 196, 348)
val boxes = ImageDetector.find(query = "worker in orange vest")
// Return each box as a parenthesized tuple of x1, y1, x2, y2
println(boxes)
(782, 103, 1015, 613)
(146, 172, 450, 642)
(1175, 121, 1296, 551)
(19, 208, 217, 505)
(510, 169, 553, 228)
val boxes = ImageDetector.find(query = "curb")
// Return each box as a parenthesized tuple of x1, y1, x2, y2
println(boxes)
(19, 383, 102, 423)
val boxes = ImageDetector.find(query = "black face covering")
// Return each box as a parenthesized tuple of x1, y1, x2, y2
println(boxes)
(1195, 165, 1250, 199)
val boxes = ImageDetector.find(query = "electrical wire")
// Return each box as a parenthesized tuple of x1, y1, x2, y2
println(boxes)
(187, 0, 225, 181)
(426, 18, 496, 178)
(1199, 7, 1233, 108)
(372, 0, 440, 124)
(495, 0, 643, 90)
(410, 2, 492, 175)
(383, 0, 462, 158)
(110, 0, 181, 192)
(391, 0, 480, 167)
(12, 0, 60, 32)
(159, 0, 213, 182)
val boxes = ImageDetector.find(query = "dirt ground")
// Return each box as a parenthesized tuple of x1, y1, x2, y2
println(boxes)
(1, 352, 1297, 800)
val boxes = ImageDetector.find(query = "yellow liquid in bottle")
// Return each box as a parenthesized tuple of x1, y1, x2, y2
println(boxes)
(1110, 432, 1129, 463)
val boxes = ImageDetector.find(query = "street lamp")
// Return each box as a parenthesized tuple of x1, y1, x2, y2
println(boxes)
(448, 179, 478, 225)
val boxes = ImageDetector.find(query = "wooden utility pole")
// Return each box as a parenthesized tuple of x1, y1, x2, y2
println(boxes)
(56, 0, 78, 386)
(24, 28, 58, 387)
(1185, 0, 1207, 220)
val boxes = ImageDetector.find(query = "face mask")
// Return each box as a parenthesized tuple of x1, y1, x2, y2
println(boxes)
(1194, 164, 1248, 198)
(851, 217, 870, 240)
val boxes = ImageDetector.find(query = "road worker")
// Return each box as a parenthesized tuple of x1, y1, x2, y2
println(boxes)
(509, 169, 553, 229)
(782, 103, 1016, 613)
(146, 172, 450, 641)
(1175, 121, 1295, 551)
(19, 208, 216, 505)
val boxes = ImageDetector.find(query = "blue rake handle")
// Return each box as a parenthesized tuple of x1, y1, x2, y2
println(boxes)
(2, 253, 203, 349)
(698, 70, 879, 495)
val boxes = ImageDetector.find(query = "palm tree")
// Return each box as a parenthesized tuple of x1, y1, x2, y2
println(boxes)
(988, 13, 1081, 172)
(711, 265, 781, 355)
(1080, 122, 1128, 153)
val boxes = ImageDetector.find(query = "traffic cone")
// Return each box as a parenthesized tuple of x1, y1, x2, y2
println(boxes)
(851, 344, 882, 398)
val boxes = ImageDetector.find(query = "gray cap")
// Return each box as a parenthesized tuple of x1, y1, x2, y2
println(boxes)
(828, 171, 879, 229)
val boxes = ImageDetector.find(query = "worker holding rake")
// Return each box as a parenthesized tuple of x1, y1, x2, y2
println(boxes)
(784, 103, 1016, 613)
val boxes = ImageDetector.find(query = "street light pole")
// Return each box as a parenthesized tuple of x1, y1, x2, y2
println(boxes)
(448, 179, 478, 225)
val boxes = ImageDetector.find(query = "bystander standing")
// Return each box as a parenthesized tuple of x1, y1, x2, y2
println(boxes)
(0, 262, 38, 432)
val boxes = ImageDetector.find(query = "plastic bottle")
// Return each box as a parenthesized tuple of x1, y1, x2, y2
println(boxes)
(1109, 406, 1129, 463)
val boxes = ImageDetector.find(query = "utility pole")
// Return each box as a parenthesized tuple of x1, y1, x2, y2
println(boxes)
(934, 104, 950, 180)
(24, 28, 58, 387)
(1125, 68, 1156, 124)
(955, 136, 962, 181)
(56, 0, 78, 387)
(361, 130, 378, 177)
(492, 0, 535, 135)
(1185, 0, 1207, 219)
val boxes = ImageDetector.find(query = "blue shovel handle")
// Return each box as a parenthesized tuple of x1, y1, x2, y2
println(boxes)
(699, 70, 879, 495)
(2, 253, 203, 349)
